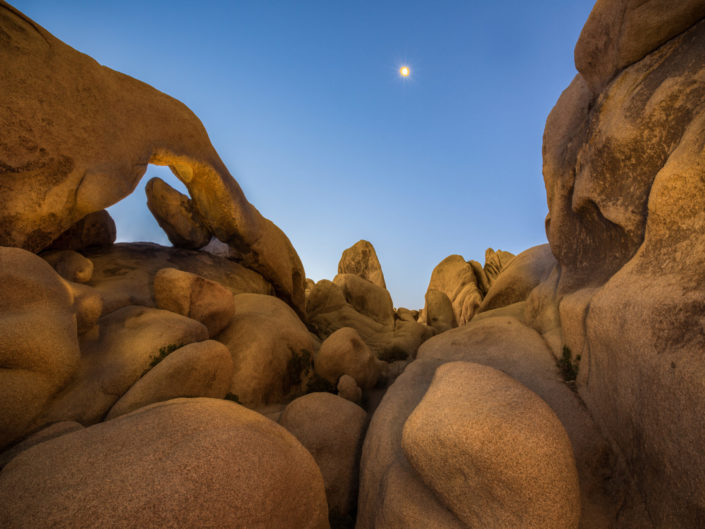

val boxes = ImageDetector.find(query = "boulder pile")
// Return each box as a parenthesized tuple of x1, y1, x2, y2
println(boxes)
(1, 1, 704, 528)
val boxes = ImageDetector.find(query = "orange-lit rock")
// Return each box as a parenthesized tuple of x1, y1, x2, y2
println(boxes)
(0, 2, 305, 314)
(0, 398, 330, 529)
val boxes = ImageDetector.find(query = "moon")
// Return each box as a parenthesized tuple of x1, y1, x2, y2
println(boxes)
(399, 66, 410, 77)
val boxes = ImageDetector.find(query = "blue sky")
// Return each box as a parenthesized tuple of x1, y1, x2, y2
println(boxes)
(15, 1, 595, 309)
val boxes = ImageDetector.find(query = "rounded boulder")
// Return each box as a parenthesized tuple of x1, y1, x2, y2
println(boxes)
(402, 361, 581, 529)
(0, 398, 330, 529)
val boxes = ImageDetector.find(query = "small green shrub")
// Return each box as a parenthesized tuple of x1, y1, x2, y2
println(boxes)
(149, 343, 182, 368)
(557, 345, 581, 382)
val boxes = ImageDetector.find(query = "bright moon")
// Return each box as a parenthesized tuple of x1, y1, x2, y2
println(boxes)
(399, 66, 410, 77)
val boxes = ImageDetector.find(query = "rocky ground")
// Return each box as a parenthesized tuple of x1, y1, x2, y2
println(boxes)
(1, 0, 705, 528)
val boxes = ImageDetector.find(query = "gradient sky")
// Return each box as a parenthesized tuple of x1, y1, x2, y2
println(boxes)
(14, 0, 595, 309)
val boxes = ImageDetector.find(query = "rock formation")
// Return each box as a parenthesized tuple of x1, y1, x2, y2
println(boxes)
(338, 240, 386, 289)
(307, 242, 432, 361)
(0, 1, 305, 315)
(1, 1, 704, 528)
(0, 399, 330, 529)
(542, 2, 705, 526)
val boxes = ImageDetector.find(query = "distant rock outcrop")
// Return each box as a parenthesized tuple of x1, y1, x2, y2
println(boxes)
(308, 241, 432, 362)
(338, 240, 386, 289)
(478, 244, 556, 313)
(420, 247, 520, 327)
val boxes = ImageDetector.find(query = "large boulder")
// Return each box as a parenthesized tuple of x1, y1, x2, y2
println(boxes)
(356, 358, 442, 529)
(215, 294, 317, 407)
(402, 361, 580, 529)
(333, 273, 395, 328)
(425, 255, 483, 325)
(478, 244, 556, 313)
(0, 421, 83, 471)
(359, 315, 637, 528)
(84, 242, 272, 314)
(0, 398, 330, 529)
(423, 289, 457, 333)
(0, 247, 80, 450)
(47, 210, 116, 251)
(279, 392, 367, 524)
(338, 240, 386, 288)
(39, 305, 209, 425)
(544, 6, 705, 526)
(0, 2, 305, 315)
(153, 267, 235, 337)
(315, 327, 381, 389)
(145, 176, 211, 249)
(575, 0, 705, 92)
(106, 340, 233, 419)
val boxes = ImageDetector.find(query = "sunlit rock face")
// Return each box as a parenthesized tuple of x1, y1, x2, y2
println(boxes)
(0, 1, 305, 314)
(575, 0, 705, 92)
(544, 3, 705, 526)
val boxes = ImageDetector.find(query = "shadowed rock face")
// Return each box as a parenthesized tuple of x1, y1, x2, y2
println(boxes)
(544, 18, 705, 293)
(0, 2, 305, 314)
(545, 6, 705, 527)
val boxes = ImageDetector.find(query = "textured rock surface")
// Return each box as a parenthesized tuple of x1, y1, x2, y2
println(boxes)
(545, 20, 705, 293)
(0, 2, 305, 314)
(575, 0, 705, 92)
(356, 358, 452, 529)
(333, 273, 395, 328)
(483, 248, 515, 285)
(145, 176, 212, 249)
(153, 267, 235, 337)
(279, 392, 367, 523)
(41, 250, 94, 283)
(216, 294, 317, 407)
(338, 240, 386, 288)
(425, 255, 483, 325)
(307, 279, 431, 361)
(47, 210, 116, 251)
(106, 340, 233, 419)
(360, 314, 636, 529)
(544, 7, 705, 527)
(315, 327, 380, 389)
(478, 244, 556, 313)
(0, 398, 330, 529)
(0, 421, 83, 471)
(424, 288, 457, 333)
(84, 242, 272, 314)
(40, 305, 208, 425)
(0, 247, 80, 450)
(403, 362, 580, 529)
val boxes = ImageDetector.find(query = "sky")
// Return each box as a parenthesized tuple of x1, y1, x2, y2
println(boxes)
(14, 0, 596, 310)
